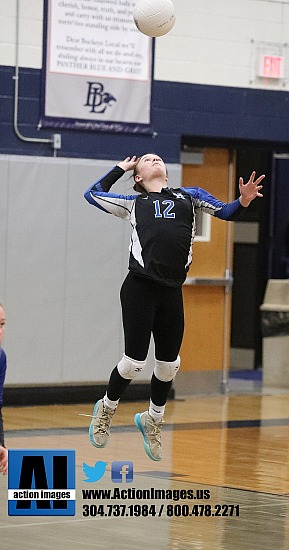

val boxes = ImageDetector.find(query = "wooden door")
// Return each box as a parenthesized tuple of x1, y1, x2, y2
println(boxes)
(178, 148, 236, 394)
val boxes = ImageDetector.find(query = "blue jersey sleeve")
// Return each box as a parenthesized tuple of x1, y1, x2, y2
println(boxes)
(84, 166, 137, 219)
(181, 187, 246, 221)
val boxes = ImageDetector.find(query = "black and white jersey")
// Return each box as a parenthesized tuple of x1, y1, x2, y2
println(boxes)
(84, 166, 245, 287)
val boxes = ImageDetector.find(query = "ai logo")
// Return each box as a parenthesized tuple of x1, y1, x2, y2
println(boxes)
(8, 449, 76, 516)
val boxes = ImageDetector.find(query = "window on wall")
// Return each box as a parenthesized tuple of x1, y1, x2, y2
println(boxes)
(195, 211, 211, 242)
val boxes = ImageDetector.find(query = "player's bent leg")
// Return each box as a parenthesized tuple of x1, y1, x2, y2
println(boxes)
(135, 356, 181, 460)
(89, 355, 147, 449)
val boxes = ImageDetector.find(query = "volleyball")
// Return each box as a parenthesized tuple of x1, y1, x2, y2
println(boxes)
(133, 0, 176, 38)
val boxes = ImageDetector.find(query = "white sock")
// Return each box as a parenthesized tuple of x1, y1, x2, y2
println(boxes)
(103, 393, 119, 410)
(149, 400, 165, 423)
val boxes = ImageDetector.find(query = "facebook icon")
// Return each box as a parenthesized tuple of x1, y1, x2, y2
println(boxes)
(111, 461, 133, 483)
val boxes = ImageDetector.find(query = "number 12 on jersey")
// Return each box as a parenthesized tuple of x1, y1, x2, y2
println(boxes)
(153, 200, 175, 219)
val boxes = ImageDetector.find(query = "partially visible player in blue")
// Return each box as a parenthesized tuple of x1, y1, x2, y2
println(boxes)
(84, 154, 265, 461)
(0, 303, 8, 475)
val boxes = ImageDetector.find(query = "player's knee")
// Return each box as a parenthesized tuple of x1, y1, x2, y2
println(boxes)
(154, 355, 180, 382)
(117, 354, 147, 380)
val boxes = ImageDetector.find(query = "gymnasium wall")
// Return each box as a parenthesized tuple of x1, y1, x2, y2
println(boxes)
(0, 156, 128, 385)
(1, 0, 289, 162)
(0, 155, 181, 386)
(2, 0, 289, 86)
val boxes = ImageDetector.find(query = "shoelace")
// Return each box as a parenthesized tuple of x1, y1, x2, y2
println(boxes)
(94, 408, 114, 435)
(145, 419, 163, 445)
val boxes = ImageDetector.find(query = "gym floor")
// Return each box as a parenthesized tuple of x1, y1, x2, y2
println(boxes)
(1, 377, 289, 549)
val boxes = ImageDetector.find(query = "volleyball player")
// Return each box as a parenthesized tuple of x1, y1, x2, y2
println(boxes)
(84, 154, 264, 461)
(0, 303, 8, 475)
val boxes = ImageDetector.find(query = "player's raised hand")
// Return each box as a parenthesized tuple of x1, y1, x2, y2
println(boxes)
(239, 171, 265, 207)
(117, 156, 138, 172)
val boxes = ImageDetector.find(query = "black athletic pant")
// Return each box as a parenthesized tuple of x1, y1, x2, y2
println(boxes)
(107, 272, 184, 406)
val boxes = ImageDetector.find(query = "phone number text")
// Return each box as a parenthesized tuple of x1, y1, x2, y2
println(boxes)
(82, 503, 240, 518)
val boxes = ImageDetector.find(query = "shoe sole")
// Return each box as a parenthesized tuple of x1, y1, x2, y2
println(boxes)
(89, 400, 108, 448)
(134, 413, 161, 462)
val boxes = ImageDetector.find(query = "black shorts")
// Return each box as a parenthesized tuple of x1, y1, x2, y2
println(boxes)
(120, 271, 184, 362)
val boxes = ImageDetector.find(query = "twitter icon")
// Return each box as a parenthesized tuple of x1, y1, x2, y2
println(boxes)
(82, 461, 108, 482)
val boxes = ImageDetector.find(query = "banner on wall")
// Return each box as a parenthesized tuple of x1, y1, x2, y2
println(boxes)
(40, 0, 154, 133)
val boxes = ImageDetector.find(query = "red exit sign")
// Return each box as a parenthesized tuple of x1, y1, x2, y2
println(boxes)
(258, 55, 284, 79)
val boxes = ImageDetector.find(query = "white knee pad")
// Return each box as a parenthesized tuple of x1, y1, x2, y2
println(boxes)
(154, 355, 180, 382)
(117, 354, 147, 380)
